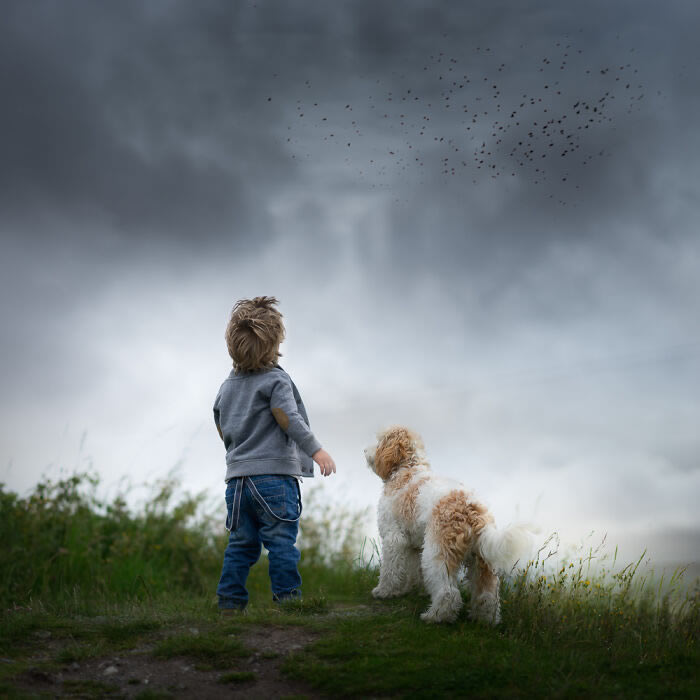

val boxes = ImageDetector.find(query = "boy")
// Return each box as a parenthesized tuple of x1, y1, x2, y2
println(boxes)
(214, 296, 336, 612)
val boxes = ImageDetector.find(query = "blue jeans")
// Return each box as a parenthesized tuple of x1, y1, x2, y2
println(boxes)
(217, 475, 302, 610)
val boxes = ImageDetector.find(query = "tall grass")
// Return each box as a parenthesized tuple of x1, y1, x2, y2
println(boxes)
(1, 471, 697, 668)
(0, 473, 222, 606)
(1, 474, 695, 697)
(501, 533, 699, 665)
(0, 473, 374, 609)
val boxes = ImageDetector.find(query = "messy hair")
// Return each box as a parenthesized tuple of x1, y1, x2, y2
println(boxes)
(225, 296, 285, 373)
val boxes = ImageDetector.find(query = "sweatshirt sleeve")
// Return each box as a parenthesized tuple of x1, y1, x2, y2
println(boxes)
(213, 390, 223, 440)
(269, 375, 322, 457)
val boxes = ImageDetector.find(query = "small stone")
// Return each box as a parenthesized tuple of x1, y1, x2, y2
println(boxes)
(70, 662, 80, 670)
(103, 665, 119, 676)
(188, 627, 199, 636)
(34, 630, 52, 639)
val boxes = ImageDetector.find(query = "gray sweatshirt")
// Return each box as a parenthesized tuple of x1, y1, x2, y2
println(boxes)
(213, 365, 321, 480)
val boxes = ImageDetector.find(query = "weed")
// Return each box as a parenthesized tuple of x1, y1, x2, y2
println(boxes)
(134, 689, 173, 699)
(55, 640, 106, 664)
(276, 596, 329, 615)
(0, 473, 221, 606)
(61, 678, 120, 697)
(99, 619, 161, 644)
(152, 631, 250, 669)
(217, 670, 256, 683)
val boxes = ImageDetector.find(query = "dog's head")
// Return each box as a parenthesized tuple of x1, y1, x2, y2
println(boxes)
(365, 426, 426, 481)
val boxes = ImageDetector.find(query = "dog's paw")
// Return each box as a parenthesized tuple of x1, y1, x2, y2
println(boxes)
(420, 607, 459, 624)
(469, 607, 502, 625)
(372, 585, 392, 599)
(420, 592, 462, 624)
(420, 608, 445, 624)
(469, 593, 501, 625)
(420, 610, 437, 623)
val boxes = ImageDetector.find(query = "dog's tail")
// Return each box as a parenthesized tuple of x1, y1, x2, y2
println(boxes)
(476, 523, 536, 574)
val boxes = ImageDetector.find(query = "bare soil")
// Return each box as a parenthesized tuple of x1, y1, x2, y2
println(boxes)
(14, 625, 323, 699)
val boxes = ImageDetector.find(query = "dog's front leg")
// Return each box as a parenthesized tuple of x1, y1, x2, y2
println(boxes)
(372, 530, 415, 599)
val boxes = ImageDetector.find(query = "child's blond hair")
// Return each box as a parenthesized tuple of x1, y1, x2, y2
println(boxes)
(225, 296, 285, 373)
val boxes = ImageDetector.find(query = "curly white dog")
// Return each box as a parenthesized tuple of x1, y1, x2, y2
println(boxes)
(366, 426, 533, 624)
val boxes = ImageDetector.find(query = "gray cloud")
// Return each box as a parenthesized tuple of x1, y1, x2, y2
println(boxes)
(1, 1, 298, 247)
(3, 0, 697, 252)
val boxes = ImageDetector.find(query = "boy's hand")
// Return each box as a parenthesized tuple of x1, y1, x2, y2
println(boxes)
(312, 448, 336, 477)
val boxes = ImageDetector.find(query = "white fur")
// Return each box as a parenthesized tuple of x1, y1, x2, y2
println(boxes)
(477, 522, 533, 574)
(366, 433, 533, 624)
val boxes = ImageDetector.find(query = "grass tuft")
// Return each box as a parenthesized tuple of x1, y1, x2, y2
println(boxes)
(61, 679, 119, 697)
(99, 619, 161, 643)
(152, 631, 250, 669)
(277, 596, 329, 615)
(217, 670, 256, 684)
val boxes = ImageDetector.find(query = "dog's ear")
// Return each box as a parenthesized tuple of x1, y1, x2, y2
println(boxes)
(375, 427, 412, 480)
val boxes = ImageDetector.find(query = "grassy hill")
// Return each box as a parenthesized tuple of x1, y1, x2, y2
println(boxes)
(0, 474, 697, 698)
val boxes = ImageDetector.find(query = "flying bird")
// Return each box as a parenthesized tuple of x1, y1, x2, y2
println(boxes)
(273, 35, 646, 205)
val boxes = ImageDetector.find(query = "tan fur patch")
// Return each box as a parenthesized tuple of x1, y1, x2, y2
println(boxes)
(393, 476, 430, 522)
(475, 554, 499, 596)
(431, 491, 494, 574)
(271, 407, 289, 431)
(374, 426, 427, 481)
(384, 467, 414, 495)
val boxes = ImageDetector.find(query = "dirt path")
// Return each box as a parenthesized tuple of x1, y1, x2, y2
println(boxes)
(15, 624, 324, 699)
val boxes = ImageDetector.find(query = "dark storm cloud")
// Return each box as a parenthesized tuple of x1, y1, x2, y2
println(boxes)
(3, 0, 697, 254)
(308, 0, 700, 299)
(0, 0, 300, 248)
(2, 0, 697, 380)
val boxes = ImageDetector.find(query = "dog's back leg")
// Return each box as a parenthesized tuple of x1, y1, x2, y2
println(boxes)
(419, 531, 463, 623)
(465, 552, 501, 624)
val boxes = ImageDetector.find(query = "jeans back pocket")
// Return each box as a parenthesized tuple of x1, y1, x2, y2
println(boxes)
(247, 475, 301, 522)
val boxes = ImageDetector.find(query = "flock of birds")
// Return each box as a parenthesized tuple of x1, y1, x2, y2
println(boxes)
(269, 35, 651, 205)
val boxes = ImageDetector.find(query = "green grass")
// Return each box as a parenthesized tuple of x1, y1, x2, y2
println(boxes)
(152, 630, 250, 669)
(275, 595, 329, 615)
(284, 593, 698, 698)
(134, 690, 174, 700)
(61, 678, 121, 697)
(99, 618, 162, 643)
(218, 670, 256, 683)
(0, 473, 222, 606)
(0, 473, 697, 698)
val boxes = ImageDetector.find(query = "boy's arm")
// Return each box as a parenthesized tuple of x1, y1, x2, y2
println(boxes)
(213, 393, 224, 441)
(269, 377, 322, 458)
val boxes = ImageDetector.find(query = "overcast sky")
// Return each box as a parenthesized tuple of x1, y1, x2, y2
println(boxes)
(2, 0, 699, 564)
